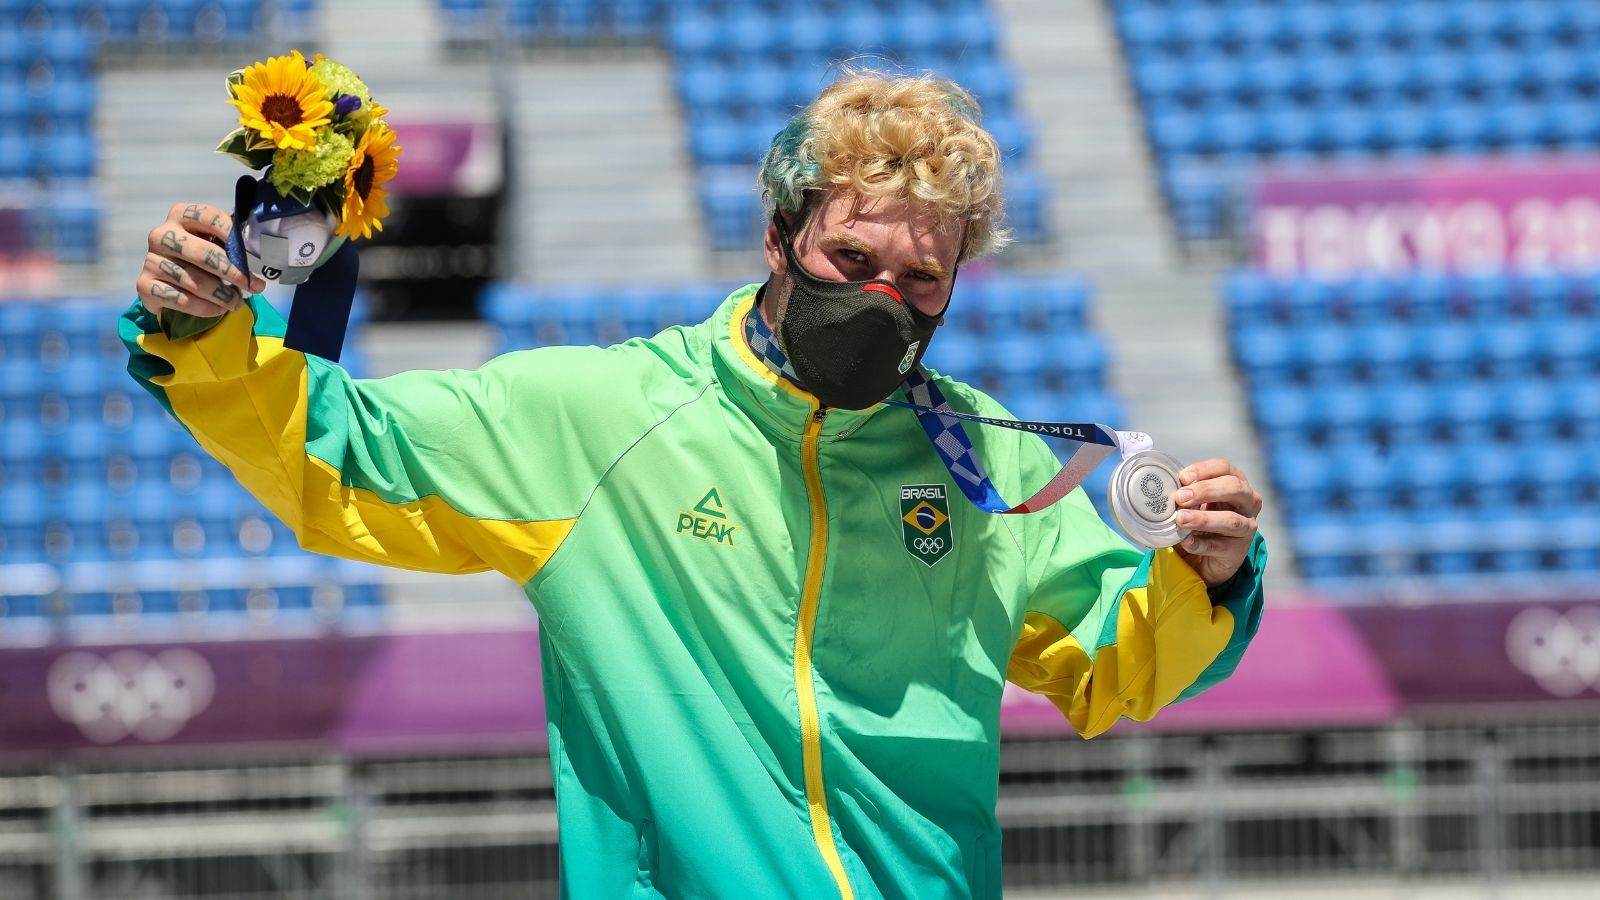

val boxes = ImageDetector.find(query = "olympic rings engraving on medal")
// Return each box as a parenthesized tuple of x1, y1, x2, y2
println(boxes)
(47, 648, 216, 744)
(1506, 606, 1600, 697)
(1110, 451, 1190, 550)
(1138, 471, 1170, 516)
(913, 536, 945, 554)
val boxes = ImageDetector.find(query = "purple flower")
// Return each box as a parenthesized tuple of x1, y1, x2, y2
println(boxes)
(333, 93, 362, 116)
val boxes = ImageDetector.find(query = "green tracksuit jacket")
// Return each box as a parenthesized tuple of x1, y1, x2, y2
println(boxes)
(122, 283, 1267, 899)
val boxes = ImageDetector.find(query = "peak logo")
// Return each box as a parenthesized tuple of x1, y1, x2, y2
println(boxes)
(676, 487, 738, 547)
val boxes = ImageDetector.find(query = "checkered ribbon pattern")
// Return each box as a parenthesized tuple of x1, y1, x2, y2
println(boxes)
(744, 303, 1146, 515)
(742, 304, 800, 382)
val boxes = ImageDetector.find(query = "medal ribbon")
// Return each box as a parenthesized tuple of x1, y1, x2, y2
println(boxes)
(886, 369, 1152, 514)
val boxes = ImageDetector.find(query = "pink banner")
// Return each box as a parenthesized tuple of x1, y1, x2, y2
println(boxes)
(1253, 156, 1600, 276)
(0, 630, 548, 762)
(385, 118, 503, 197)
(9, 597, 1600, 757)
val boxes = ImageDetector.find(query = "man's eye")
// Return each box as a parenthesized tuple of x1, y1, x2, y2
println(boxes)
(839, 249, 867, 264)
(907, 271, 936, 282)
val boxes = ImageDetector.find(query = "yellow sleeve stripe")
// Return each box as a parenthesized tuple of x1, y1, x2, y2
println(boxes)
(1006, 547, 1235, 739)
(137, 310, 574, 583)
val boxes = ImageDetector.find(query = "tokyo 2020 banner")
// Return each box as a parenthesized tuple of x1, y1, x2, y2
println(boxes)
(1252, 157, 1600, 276)
(3, 600, 1600, 759)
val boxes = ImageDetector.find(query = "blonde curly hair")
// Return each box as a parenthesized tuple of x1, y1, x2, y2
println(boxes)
(757, 69, 1011, 263)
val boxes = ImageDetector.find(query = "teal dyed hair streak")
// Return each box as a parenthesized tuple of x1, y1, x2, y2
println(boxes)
(759, 113, 820, 218)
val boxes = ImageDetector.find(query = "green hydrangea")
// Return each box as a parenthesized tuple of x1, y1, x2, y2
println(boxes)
(310, 57, 370, 103)
(310, 57, 378, 125)
(268, 129, 354, 195)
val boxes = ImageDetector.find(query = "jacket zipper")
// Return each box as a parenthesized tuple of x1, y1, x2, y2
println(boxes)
(797, 406, 854, 900)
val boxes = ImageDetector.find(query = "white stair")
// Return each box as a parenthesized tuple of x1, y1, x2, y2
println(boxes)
(508, 49, 709, 284)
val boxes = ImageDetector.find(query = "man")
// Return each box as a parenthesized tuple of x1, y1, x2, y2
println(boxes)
(124, 72, 1266, 898)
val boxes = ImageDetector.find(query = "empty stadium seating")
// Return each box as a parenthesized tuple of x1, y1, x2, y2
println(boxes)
(0, 0, 316, 40)
(0, 1, 315, 266)
(439, 0, 665, 38)
(0, 17, 98, 262)
(438, 0, 1051, 252)
(1113, 0, 1600, 239)
(0, 297, 386, 639)
(666, 0, 1051, 251)
(482, 275, 1125, 514)
(1226, 267, 1600, 588)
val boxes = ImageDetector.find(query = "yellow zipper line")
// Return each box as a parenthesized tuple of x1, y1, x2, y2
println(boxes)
(797, 407, 854, 900)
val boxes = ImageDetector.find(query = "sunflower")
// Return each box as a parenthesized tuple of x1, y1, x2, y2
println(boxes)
(337, 122, 402, 240)
(228, 50, 333, 152)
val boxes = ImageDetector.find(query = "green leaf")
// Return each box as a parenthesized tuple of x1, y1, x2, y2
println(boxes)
(244, 131, 279, 153)
(215, 128, 272, 169)
(214, 127, 246, 154)
(159, 309, 227, 340)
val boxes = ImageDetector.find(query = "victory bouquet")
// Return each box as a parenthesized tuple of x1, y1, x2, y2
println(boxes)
(204, 49, 402, 359)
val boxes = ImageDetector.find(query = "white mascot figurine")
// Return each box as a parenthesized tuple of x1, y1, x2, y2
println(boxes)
(239, 205, 346, 287)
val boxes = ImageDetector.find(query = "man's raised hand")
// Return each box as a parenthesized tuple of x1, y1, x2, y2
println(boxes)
(134, 202, 266, 319)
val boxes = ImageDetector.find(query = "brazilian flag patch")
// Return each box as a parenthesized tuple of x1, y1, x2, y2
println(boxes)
(900, 484, 953, 567)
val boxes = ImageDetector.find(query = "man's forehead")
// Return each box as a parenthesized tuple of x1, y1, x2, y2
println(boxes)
(817, 191, 955, 234)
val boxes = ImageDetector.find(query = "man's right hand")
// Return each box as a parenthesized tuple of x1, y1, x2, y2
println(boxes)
(134, 202, 266, 319)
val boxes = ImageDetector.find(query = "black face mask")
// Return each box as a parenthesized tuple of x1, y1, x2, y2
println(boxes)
(771, 210, 951, 410)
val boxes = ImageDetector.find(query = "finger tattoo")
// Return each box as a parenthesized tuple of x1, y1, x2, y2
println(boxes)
(210, 214, 226, 230)
(211, 282, 240, 304)
(203, 247, 232, 276)
(157, 258, 186, 283)
(159, 229, 185, 254)
(182, 204, 203, 222)
(150, 281, 182, 301)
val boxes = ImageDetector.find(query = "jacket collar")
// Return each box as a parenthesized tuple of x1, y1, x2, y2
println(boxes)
(708, 283, 888, 441)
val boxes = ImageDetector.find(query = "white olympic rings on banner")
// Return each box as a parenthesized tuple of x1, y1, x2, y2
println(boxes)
(913, 536, 945, 554)
(47, 649, 216, 744)
(1506, 606, 1600, 698)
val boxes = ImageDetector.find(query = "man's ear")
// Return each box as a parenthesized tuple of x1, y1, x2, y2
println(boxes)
(763, 216, 785, 278)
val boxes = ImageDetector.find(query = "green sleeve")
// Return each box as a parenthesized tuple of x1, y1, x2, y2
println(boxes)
(120, 295, 698, 581)
(1006, 436, 1268, 737)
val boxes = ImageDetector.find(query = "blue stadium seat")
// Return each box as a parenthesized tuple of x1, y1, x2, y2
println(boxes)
(1419, 322, 1480, 381)
(1351, 322, 1415, 381)
(0, 130, 27, 178)
(1002, 169, 1050, 243)
(677, 63, 731, 110)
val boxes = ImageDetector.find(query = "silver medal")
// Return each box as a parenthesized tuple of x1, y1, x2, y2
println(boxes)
(1108, 449, 1191, 550)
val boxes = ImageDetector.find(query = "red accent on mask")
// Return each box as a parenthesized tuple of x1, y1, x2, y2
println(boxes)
(862, 282, 905, 303)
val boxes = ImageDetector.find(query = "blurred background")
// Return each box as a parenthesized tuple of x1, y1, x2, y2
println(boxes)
(1, 0, 1599, 896)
